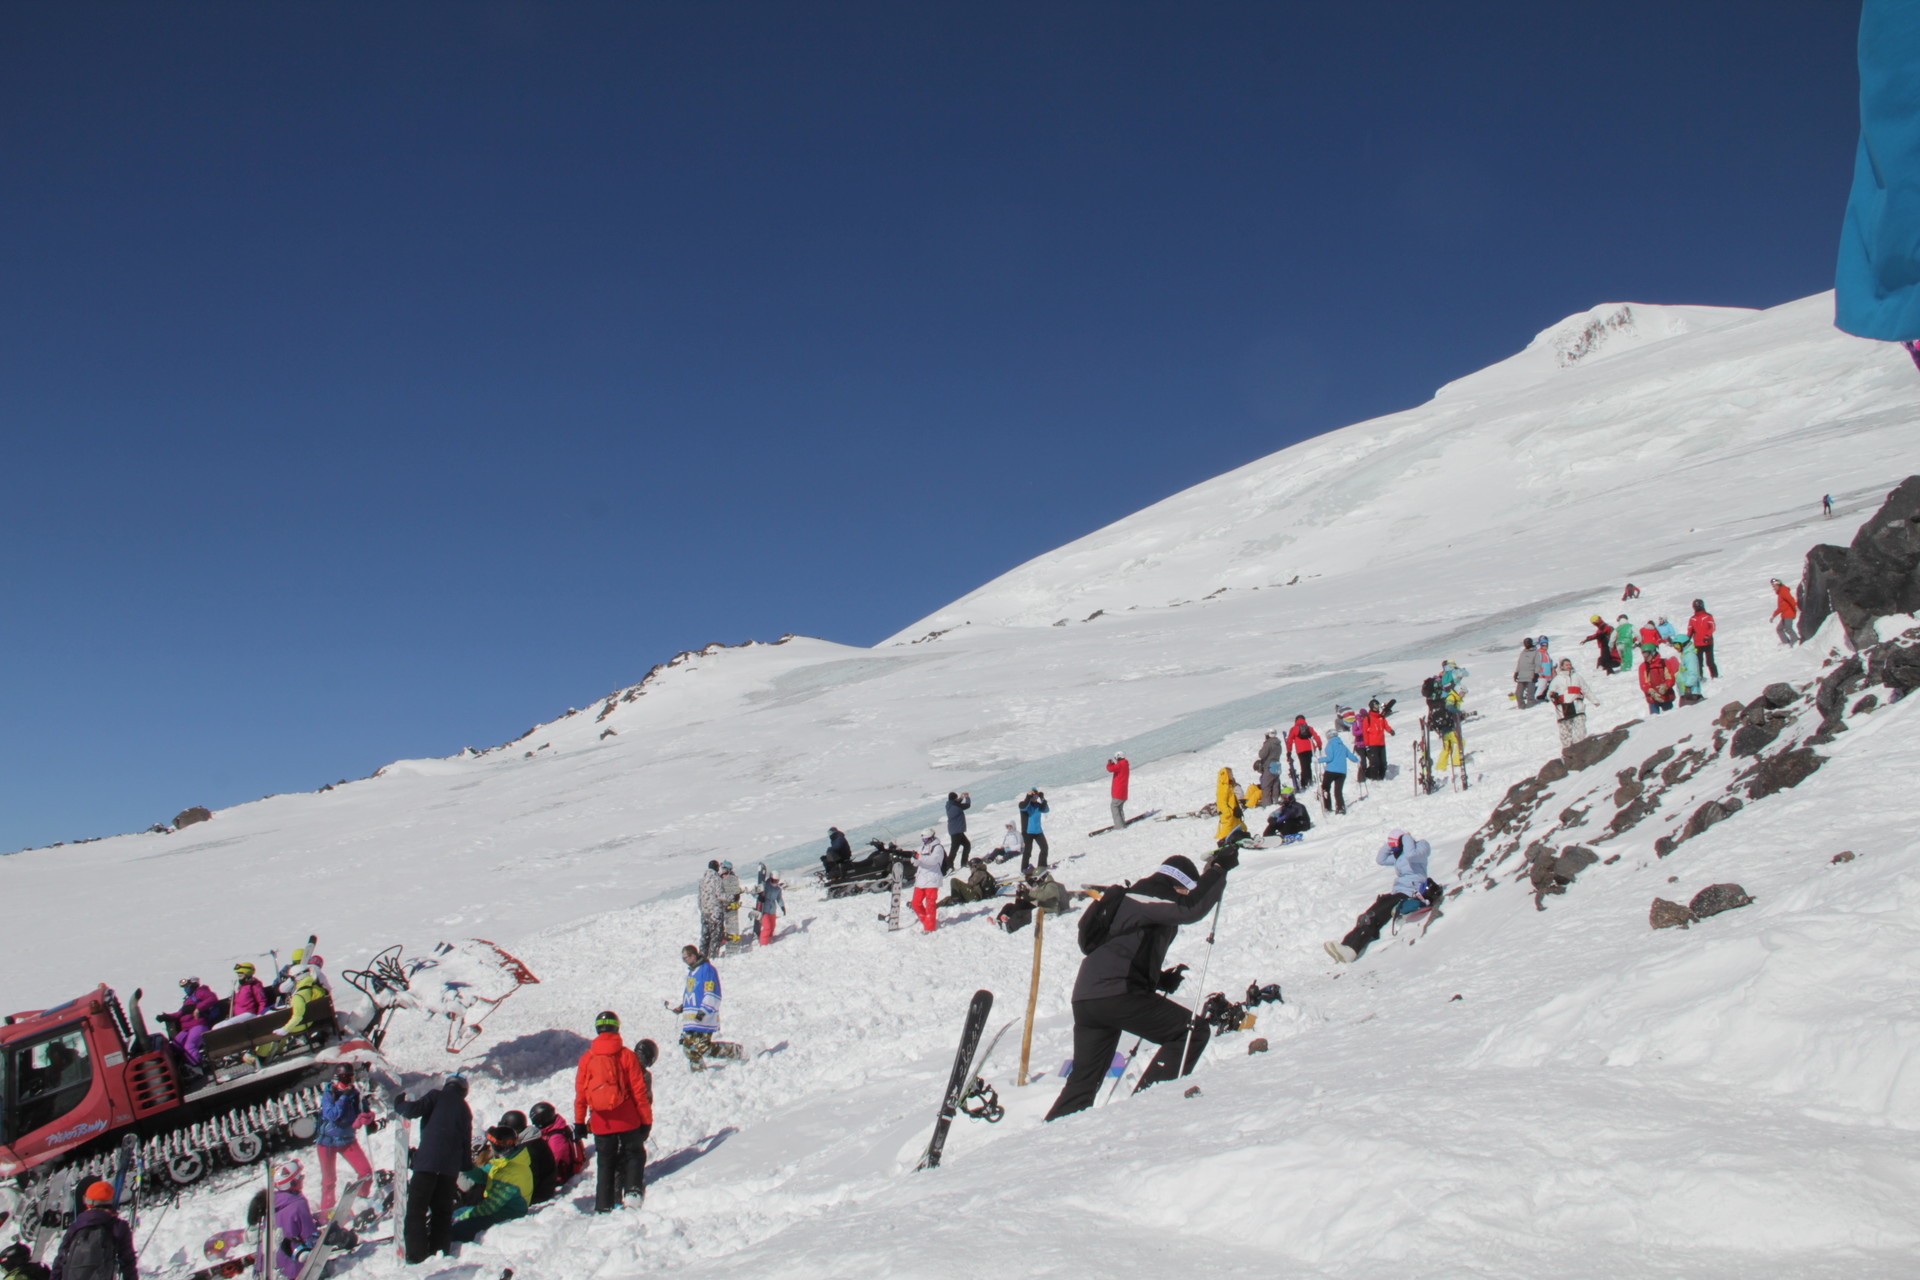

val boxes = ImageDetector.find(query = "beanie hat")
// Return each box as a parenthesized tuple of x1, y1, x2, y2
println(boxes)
(83, 1180, 116, 1205)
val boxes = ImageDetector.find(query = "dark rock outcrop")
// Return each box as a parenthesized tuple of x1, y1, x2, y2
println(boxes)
(172, 806, 212, 830)
(1799, 475, 1920, 648)
(1745, 746, 1823, 800)
(1689, 883, 1754, 918)
(1650, 899, 1694, 930)
(1564, 725, 1631, 773)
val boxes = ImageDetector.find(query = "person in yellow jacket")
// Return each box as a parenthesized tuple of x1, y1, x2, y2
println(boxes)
(452, 1123, 534, 1242)
(278, 969, 328, 1036)
(1214, 767, 1247, 843)
(1244, 778, 1264, 809)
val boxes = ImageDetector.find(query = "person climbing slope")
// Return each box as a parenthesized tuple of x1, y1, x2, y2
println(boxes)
(1771, 578, 1799, 646)
(1044, 845, 1239, 1121)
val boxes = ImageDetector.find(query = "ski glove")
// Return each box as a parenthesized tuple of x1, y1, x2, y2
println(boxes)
(1210, 843, 1241, 871)
(1157, 964, 1188, 994)
(573, 1122, 591, 1141)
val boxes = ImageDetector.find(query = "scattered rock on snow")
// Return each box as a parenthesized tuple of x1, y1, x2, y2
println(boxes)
(172, 806, 212, 830)
(1563, 725, 1632, 772)
(1688, 883, 1754, 919)
(1247, 1038, 1269, 1055)
(1832, 850, 1857, 864)
(1650, 898, 1694, 930)
(1745, 746, 1823, 800)
(1762, 682, 1798, 709)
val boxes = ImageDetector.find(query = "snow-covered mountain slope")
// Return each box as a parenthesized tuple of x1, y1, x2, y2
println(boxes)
(7, 288, 1920, 1279)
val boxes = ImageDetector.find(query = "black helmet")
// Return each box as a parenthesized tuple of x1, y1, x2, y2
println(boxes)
(594, 1010, 620, 1033)
(637, 1038, 659, 1068)
(529, 1101, 558, 1128)
(498, 1109, 528, 1134)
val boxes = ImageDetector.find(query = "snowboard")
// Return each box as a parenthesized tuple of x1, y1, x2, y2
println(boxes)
(31, 1165, 77, 1260)
(1086, 809, 1162, 836)
(914, 989, 994, 1171)
(186, 1251, 260, 1280)
(1416, 717, 1435, 795)
(292, 1175, 364, 1280)
(886, 859, 904, 931)
(204, 1229, 249, 1260)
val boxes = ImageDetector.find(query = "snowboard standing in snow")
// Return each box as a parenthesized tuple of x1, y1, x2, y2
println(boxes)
(886, 857, 904, 931)
(915, 989, 994, 1171)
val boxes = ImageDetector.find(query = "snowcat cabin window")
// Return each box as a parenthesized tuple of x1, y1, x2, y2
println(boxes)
(3, 1025, 92, 1144)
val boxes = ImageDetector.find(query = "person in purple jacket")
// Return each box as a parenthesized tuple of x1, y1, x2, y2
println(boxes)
(164, 977, 220, 1066)
(263, 1160, 320, 1279)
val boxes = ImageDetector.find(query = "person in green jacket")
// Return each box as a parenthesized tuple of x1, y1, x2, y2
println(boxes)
(1611, 616, 1634, 676)
(451, 1125, 534, 1242)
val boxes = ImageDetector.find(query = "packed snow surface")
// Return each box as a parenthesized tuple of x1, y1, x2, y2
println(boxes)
(7, 291, 1920, 1278)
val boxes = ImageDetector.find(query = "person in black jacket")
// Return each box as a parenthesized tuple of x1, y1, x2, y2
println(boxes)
(944, 792, 972, 869)
(396, 1074, 471, 1264)
(1044, 847, 1237, 1121)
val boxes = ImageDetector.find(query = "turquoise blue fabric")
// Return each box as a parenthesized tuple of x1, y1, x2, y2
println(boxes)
(1837, 0, 1920, 339)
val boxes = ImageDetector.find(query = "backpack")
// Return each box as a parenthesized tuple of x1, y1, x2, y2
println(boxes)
(59, 1223, 116, 1280)
(1077, 884, 1130, 956)
(1421, 675, 1441, 702)
(580, 1051, 628, 1114)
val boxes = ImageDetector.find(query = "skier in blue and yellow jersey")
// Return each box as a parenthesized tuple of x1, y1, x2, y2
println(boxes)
(670, 945, 723, 1070)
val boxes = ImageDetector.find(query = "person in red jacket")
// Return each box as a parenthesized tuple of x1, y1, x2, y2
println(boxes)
(1105, 754, 1130, 830)
(1285, 715, 1323, 786)
(1770, 578, 1799, 646)
(1687, 599, 1718, 677)
(1639, 653, 1678, 714)
(573, 1011, 652, 1213)
(1357, 700, 1394, 780)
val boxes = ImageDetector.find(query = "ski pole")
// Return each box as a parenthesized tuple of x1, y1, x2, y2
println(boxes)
(1167, 887, 1228, 1091)
(1102, 1038, 1143, 1105)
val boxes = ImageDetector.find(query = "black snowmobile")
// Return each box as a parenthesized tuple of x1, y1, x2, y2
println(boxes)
(816, 839, 914, 898)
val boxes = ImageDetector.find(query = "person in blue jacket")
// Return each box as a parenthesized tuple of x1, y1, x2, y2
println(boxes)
(670, 946, 724, 1070)
(1320, 730, 1358, 815)
(1322, 830, 1437, 962)
(1017, 788, 1050, 873)
(1837, 0, 1920, 355)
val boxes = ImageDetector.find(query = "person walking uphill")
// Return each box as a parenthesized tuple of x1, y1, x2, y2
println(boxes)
(1770, 579, 1799, 646)
(48, 1180, 137, 1280)
(1106, 755, 1130, 831)
(945, 791, 972, 868)
(1688, 600, 1718, 678)
(1044, 845, 1240, 1121)
(1019, 788, 1050, 873)
(1323, 831, 1437, 963)
(396, 1073, 471, 1264)
(574, 1011, 650, 1212)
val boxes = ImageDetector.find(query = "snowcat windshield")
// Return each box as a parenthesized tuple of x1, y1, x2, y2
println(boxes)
(1, 1024, 92, 1145)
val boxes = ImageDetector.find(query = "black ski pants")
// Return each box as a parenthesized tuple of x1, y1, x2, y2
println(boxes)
(1321, 772, 1346, 814)
(1698, 641, 1718, 679)
(1293, 750, 1314, 785)
(1341, 893, 1413, 957)
(1021, 832, 1049, 872)
(1045, 993, 1210, 1121)
(1362, 745, 1388, 780)
(404, 1169, 458, 1263)
(949, 833, 971, 868)
(593, 1124, 648, 1212)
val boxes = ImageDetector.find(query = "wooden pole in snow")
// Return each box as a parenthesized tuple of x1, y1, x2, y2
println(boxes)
(1017, 905, 1044, 1086)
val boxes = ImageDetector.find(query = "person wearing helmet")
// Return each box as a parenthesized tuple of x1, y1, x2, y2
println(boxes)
(753, 866, 785, 946)
(0, 1241, 51, 1280)
(1105, 755, 1130, 831)
(229, 962, 270, 1021)
(912, 832, 946, 932)
(495, 1108, 555, 1204)
(314, 1066, 375, 1217)
(1687, 599, 1718, 678)
(450, 1124, 534, 1243)
(529, 1100, 586, 1184)
(165, 977, 219, 1067)
(1286, 715, 1323, 787)
(717, 861, 743, 945)
(259, 1160, 321, 1279)
(271, 967, 328, 1044)
(1357, 700, 1394, 780)
(304, 955, 333, 995)
(395, 1073, 471, 1262)
(49, 1181, 136, 1279)
(1262, 785, 1312, 843)
(1323, 830, 1437, 962)
(1770, 578, 1799, 645)
(574, 1011, 650, 1212)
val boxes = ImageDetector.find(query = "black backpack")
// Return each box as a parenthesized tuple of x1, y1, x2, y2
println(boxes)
(1077, 884, 1130, 955)
(58, 1223, 116, 1280)
(1421, 675, 1441, 702)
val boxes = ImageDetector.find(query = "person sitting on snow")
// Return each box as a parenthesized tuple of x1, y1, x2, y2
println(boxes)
(945, 858, 1000, 904)
(1262, 787, 1312, 841)
(450, 1124, 534, 1243)
(1323, 830, 1440, 963)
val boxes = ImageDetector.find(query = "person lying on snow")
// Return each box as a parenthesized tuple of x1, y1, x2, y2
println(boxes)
(1323, 830, 1441, 963)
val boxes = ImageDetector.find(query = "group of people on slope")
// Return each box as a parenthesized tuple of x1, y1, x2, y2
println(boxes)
(697, 861, 785, 956)
(1249, 708, 1372, 822)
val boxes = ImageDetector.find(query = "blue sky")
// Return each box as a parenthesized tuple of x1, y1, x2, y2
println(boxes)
(1, 3, 1861, 851)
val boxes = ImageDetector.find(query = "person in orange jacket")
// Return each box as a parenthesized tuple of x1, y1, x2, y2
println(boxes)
(1357, 700, 1394, 780)
(573, 1010, 652, 1212)
(1770, 578, 1799, 646)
